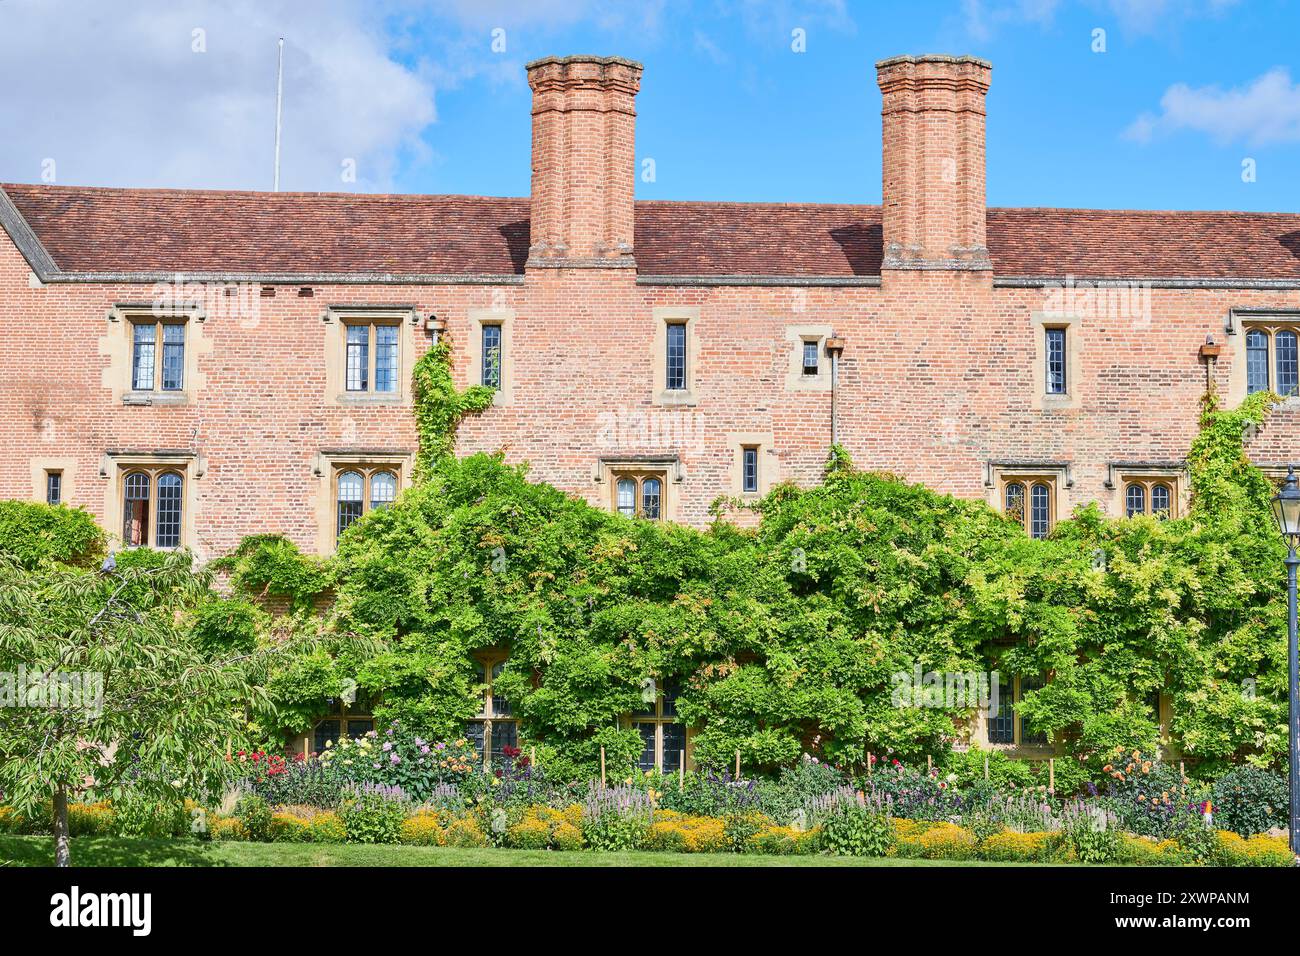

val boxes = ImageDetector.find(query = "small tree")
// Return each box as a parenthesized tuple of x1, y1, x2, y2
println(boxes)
(0, 551, 266, 866)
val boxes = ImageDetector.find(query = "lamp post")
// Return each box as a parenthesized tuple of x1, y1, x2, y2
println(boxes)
(1269, 465, 1300, 863)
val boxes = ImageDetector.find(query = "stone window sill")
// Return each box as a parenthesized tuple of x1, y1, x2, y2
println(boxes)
(122, 391, 189, 406)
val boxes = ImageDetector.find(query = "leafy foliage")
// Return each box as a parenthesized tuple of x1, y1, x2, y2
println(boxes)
(412, 338, 495, 475)
(0, 500, 103, 569)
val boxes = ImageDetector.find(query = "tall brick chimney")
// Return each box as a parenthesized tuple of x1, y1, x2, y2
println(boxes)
(876, 55, 992, 272)
(525, 55, 643, 268)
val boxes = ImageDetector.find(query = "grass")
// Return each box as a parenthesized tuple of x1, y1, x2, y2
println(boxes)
(0, 835, 1034, 867)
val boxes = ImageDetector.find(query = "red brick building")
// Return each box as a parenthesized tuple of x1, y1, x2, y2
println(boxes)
(3, 53, 1300, 561)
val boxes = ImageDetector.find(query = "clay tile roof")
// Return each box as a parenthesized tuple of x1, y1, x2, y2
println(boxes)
(4, 183, 1300, 281)
(1, 184, 531, 276)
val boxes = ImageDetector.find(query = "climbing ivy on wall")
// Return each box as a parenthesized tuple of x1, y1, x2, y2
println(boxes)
(411, 339, 495, 476)
(233, 362, 1294, 784)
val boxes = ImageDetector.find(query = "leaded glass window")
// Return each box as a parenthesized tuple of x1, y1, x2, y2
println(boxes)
(666, 323, 686, 390)
(742, 447, 759, 493)
(1004, 482, 1025, 525)
(345, 325, 369, 391)
(161, 323, 185, 390)
(370, 470, 396, 511)
(616, 478, 637, 516)
(336, 470, 364, 538)
(1045, 327, 1067, 395)
(987, 674, 1047, 747)
(987, 673, 1014, 744)
(641, 477, 662, 520)
(630, 676, 687, 773)
(1125, 483, 1146, 518)
(1247, 328, 1269, 395)
(131, 323, 156, 391)
(636, 723, 657, 771)
(1029, 483, 1051, 539)
(802, 340, 819, 376)
(482, 324, 502, 390)
(333, 465, 400, 542)
(154, 472, 183, 548)
(45, 471, 61, 506)
(122, 472, 150, 546)
(1277, 330, 1298, 397)
(374, 324, 398, 393)
(1123, 477, 1178, 520)
(469, 654, 517, 770)
(612, 472, 667, 521)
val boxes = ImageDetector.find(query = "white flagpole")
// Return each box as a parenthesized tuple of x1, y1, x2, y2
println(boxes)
(273, 37, 285, 191)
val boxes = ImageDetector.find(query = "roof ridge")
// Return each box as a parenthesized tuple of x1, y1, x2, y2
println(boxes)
(0, 183, 529, 203)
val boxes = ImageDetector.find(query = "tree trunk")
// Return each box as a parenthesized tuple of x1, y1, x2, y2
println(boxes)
(53, 785, 71, 868)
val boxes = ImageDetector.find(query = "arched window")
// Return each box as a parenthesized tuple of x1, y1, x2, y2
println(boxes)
(155, 472, 183, 548)
(612, 471, 667, 520)
(1029, 483, 1052, 539)
(641, 477, 662, 520)
(1122, 476, 1179, 520)
(336, 470, 364, 538)
(122, 472, 151, 546)
(1278, 330, 1299, 397)
(370, 471, 396, 511)
(1004, 482, 1025, 524)
(616, 478, 637, 516)
(1125, 483, 1146, 518)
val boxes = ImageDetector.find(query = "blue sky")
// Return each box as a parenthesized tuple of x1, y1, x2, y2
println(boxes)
(2, 1, 1298, 211)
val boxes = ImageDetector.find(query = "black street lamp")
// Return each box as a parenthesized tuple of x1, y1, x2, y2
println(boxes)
(1269, 465, 1300, 863)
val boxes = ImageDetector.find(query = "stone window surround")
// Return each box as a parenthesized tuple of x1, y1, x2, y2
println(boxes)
(99, 450, 203, 555)
(103, 304, 210, 406)
(985, 461, 1071, 536)
(1030, 311, 1082, 411)
(1104, 462, 1186, 519)
(469, 648, 517, 770)
(727, 432, 776, 498)
(593, 455, 682, 522)
(783, 324, 834, 392)
(311, 448, 413, 555)
(653, 306, 700, 406)
(466, 308, 516, 406)
(323, 306, 419, 407)
(621, 680, 695, 773)
(1225, 309, 1300, 406)
(29, 457, 77, 506)
(964, 672, 1055, 757)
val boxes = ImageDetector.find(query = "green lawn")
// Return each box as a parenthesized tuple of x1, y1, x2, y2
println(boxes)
(0, 835, 1034, 867)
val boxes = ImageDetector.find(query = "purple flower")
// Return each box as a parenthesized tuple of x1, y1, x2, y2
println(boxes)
(382, 742, 393, 751)
(390, 753, 401, 764)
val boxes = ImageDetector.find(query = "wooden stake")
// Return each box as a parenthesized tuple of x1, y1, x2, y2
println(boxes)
(530, 746, 536, 769)
(1048, 757, 1055, 795)
(983, 755, 989, 781)
(1179, 760, 1185, 778)
(867, 753, 873, 777)
(735, 749, 741, 779)
(600, 745, 606, 789)
(927, 754, 932, 773)
(679, 752, 685, 791)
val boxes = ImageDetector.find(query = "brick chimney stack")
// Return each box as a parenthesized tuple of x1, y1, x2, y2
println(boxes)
(876, 55, 992, 272)
(525, 55, 643, 268)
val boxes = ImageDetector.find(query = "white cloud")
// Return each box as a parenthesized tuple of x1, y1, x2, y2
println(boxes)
(1126, 67, 1300, 146)
(0, 0, 436, 191)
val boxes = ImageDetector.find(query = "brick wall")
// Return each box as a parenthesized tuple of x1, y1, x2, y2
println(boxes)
(1, 53, 1297, 559)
